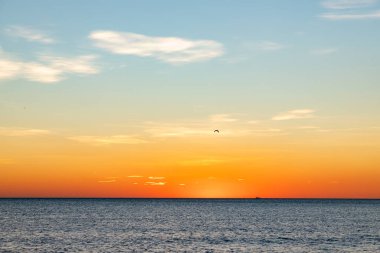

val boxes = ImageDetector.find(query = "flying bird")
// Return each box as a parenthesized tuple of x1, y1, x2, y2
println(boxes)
(214, 129, 219, 133)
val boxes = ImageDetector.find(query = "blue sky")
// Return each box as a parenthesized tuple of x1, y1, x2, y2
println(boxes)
(1, 0, 380, 132)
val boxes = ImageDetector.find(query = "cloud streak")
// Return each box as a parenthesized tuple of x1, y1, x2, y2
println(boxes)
(5, 26, 55, 44)
(144, 115, 267, 138)
(320, 0, 380, 20)
(89, 30, 224, 64)
(272, 109, 315, 121)
(321, 0, 377, 9)
(320, 10, 380, 19)
(144, 181, 166, 186)
(0, 127, 51, 136)
(68, 135, 148, 145)
(98, 180, 116, 183)
(148, 176, 165, 180)
(209, 114, 237, 123)
(0, 55, 99, 83)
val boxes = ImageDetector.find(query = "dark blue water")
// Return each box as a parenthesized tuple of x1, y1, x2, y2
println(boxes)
(0, 199, 379, 252)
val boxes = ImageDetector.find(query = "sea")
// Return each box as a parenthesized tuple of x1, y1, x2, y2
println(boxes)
(0, 199, 379, 252)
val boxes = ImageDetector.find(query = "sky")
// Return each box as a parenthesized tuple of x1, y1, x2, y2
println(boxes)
(0, 0, 379, 198)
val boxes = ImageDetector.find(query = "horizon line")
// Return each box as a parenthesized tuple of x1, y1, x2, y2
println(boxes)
(0, 197, 379, 200)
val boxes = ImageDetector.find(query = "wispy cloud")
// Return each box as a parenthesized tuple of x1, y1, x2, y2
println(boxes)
(272, 109, 315, 121)
(0, 59, 23, 80)
(251, 128, 282, 133)
(89, 30, 224, 64)
(310, 48, 338, 55)
(68, 135, 148, 145)
(297, 126, 320, 129)
(0, 54, 98, 83)
(321, 0, 377, 9)
(5, 26, 55, 44)
(320, 10, 380, 19)
(144, 114, 252, 138)
(127, 175, 144, 178)
(98, 180, 116, 183)
(145, 123, 249, 137)
(148, 176, 165, 180)
(0, 127, 51, 136)
(250, 128, 286, 137)
(144, 181, 166, 186)
(252, 41, 285, 51)
(141, 113, 292, 139)
(209, 114, 237, 122)
(320, 0, 380, 20)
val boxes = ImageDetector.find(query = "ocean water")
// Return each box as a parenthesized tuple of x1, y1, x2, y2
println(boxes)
(0, 199, 379, 252)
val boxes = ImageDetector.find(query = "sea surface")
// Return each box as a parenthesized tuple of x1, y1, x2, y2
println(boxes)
(0, 199, 379, 252)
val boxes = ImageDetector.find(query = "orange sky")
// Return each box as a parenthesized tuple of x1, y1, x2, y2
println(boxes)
(1, 129, 379, 198)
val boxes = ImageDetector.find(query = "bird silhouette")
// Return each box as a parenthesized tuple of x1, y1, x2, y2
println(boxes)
(214, 130, 219, 133)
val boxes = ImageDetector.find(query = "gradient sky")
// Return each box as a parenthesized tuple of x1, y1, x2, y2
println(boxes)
(1, 0, 380, 198)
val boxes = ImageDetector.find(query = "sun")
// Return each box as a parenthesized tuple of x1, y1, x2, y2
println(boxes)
(191, 180, 248, 198)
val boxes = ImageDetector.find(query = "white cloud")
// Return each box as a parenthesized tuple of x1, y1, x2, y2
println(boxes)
(0, 55, 98, 83)
(23, 63, 63, 83)
(272, 109, 315, 121)
(253, 41, 285, 51)
(41, 55, 99, 74)
(89, 30, 224, 64)
(320, 0, 380, 20)
(144, 181, 166, 186)
(0, 127, 51, 136)
(310, 48, 338, 55)
(321, 0, 377, 9)
(0, 59, 23, 79)
(297, 126, 320, 129)
(5, 26, 55, 44)
(68, 135, 148, 145)
(148, 176, 165, 180)
(209, 114, 237, 122)
(320, 10, 380, 19)
(98, 180, 116, 183)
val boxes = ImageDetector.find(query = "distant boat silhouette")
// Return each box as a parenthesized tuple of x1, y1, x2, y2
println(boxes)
(255, 197, 261, 199)
(214, 130, 219, 133)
